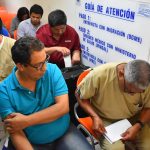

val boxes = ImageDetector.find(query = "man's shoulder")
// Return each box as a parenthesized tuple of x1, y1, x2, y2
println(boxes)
(38, 24, 49, 31)
(1, 36, 15, 51)
(36, 24, 50, 36)
(46, 63, 60, 73)
(43, 63, 62, 83)
(66, 25, 77, 33)
(19, 19, 30, 27)
(90, 63, 118, 82)
(0, 74, 12, 89)
(95, 62, 119, 70)
(3, 36, 16, 43)
(12, 16, 19, 23)
(65, 25, 79, 39)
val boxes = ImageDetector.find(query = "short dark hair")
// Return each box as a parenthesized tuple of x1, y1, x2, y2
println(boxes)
(30, 4, 43, 17)
(11, 36, 44, 65)
(17, 7, 29, 22)
(48, 9, 67, 27)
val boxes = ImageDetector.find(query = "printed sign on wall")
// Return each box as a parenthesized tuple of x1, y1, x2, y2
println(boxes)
(76, 0, 150, 67)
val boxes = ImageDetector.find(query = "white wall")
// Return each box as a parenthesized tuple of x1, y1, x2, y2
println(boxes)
(1, 0, 77, 27)
(1, 0, 150, 66)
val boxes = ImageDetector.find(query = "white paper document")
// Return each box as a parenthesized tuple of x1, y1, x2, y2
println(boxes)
(64, 55, 72, 67)
(103, 119, 132, 144)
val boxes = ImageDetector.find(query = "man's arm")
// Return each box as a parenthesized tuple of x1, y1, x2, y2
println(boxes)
(27, 94, 69, 125)
(4, 115, 33, 150)
(10, 131, 33, 150)
(5, 94, 69, 132)
(17, 23, 25, 39)
(45, 47, 70, 56)
(139, 108, 150, 123)
(72, 50, 81, 65)
(122, 108, 150, 141)
(75, 90, 106, 137)
(10, 18, 16, 37)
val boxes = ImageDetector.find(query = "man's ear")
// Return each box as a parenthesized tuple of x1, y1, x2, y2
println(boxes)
(16, 63, 25, 71)
(118, 68, 124, 78)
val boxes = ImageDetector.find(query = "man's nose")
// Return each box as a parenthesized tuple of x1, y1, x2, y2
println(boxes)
(58, 30, 63, 34)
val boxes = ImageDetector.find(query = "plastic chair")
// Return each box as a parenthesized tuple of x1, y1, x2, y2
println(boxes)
(74, 69, 100, 150)
(0, 13, 16, 31)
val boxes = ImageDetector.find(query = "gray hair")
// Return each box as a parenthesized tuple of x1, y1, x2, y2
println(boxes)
(124, 59, 150, 89)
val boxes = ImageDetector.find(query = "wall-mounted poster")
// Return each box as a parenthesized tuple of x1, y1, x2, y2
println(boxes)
(76, 0, 150, 67)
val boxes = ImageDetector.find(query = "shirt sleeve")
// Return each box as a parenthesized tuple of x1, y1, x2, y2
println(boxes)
(0, 83, 15, 119)
(2, 27, 9, 37)
(72, 30, 81, 52)
(17, 22, 25, 39)
(50, 65, 68, 97)
(77, 70, 99, 100)
(10, 17, 17, 37)
(36, 27, 46, 46)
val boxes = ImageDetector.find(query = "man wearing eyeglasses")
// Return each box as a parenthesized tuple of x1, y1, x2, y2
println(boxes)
(0, 37, 92, 150)
(76, 60, 150, 150)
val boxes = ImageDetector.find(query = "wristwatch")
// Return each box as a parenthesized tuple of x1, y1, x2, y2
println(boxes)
(136, 120, 144, 129)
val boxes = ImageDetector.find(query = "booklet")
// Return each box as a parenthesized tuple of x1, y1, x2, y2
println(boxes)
(103, 119, 132, 144)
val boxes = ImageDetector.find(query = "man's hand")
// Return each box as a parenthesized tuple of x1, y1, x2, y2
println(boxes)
(92, 116, 106, 138)
(45, 46, 70, 56)
(4, 113, 29, 133)
(121, 124, 141, 141)
(56, 47, 70, 56)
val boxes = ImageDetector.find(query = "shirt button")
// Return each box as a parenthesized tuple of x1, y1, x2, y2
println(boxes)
(28, 91, 31, 94)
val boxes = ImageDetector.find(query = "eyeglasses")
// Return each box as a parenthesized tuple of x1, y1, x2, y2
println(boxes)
(27, 55, 50, 71)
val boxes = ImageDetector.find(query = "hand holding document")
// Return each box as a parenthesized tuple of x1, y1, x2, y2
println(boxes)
(103, 119, 132, 144)
(64, 55, 72, 67)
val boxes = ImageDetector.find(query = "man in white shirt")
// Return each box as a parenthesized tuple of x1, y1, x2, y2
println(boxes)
(17, 4, 43, 39)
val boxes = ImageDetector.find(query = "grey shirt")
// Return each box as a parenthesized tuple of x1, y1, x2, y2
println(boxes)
(10, 16, 20, 37)
(17, 18, 43, 39)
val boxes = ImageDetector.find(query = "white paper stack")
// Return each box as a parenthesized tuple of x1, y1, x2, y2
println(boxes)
(64, 55, 72, 67)
(103, 119, 132, 144)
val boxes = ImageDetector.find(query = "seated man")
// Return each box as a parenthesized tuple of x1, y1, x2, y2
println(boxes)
(10, 7, 29, 38)
(0, 34, 15, 81)
(76, 60, 150, 150)
(36, 9, 81, 69)
(0, 34, 15, 148)
(17, 4, 43, 39)
(0, 37, 92, 150)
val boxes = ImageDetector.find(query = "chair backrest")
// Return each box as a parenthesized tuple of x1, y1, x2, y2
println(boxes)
(0, 13, 16, 31)
(77, 69, 91, 86)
